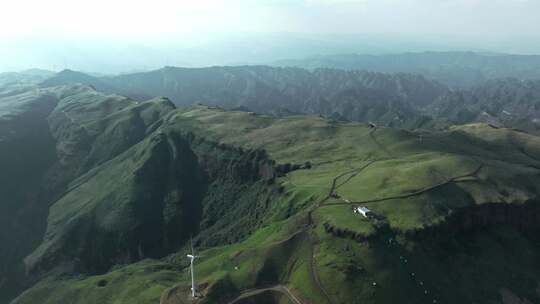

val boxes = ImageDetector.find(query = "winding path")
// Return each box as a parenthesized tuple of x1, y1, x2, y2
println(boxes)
(320, 164, 483, 208)
(213, 134, 485, 304)
(369, 128, 393, 158)
(307, 233, 335, 304)
(226, 285, 303, 304)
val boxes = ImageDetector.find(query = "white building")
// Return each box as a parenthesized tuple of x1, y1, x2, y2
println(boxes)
(353, 206, 372, 218)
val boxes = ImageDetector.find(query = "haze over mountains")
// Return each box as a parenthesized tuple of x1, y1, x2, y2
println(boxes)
(4, 32, 540, 74)
(274, 52, 540, 88)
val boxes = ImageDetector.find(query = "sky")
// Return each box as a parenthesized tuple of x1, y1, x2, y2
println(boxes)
(1, 0, 540, 72)
(1, 0, 539, 37)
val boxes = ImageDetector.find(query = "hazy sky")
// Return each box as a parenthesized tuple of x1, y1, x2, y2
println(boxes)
(2, 0, 539, 37)
(1, 0, 540, 72)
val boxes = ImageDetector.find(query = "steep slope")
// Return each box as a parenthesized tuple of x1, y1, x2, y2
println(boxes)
(273, 51, 540, 88)
(0, 88, 59, 302)
(0, 85, 177, 302)
(1, 86, 287, 303)
(0, 85, 93, 302)
(24, 128, 280, 276)
(42, 66, 448, 128)
(427, 78, 540, 134)
(12, 105, 540, 304)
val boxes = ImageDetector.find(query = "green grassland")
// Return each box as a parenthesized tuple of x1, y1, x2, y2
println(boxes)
(171, 107, 540, 232)
(13, 260, 183, 304)
(13, 104, 540, 304)
(167, 106, 540, 303)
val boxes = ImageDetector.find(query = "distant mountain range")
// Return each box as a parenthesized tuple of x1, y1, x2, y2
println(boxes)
(0, 69, 55, 85)
(426, 78, 540, 133)
(39, 63, 540, 134)
(0, 69, 55, 98)
(272, 52, 540, 88)
(41, 66, 448, 129)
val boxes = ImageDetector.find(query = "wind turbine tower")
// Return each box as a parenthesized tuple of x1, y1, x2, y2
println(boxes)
(187, 239, 199, 298)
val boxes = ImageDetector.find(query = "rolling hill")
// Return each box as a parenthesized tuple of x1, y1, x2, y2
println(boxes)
(2, 83, 540, 304)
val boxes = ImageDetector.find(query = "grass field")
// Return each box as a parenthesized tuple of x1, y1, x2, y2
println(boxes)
(15, 105, 540, 304)
(172, 106, 540, 233)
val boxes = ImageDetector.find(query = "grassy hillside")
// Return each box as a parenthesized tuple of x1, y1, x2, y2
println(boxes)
(11, 103, 540, 304)
(170, 107, 540, 231)
(0, 85, 101, 302)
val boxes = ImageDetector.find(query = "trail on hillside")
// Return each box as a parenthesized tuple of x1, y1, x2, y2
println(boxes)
(369, 128, 394, 158)
(312, 159, 381, 205)
(302, 160, 380, 304)
(307, 232, 335, 304)
(334, 160, 378, 191)
(321, 164, 483, 207)
(226, 285, 303, 304)
(219, 152, 482, 304)
(217, 141, 482, 304)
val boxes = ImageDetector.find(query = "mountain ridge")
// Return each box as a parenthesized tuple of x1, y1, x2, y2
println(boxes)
(41, 66, 449, 129)
(271, 51, 540, 88)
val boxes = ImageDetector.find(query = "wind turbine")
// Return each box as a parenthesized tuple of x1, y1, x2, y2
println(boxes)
(187, 238, 199, 298)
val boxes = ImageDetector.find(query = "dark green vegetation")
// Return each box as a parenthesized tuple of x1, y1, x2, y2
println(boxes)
(2, 81, 540, 303)
(0, 85, 91, 302)
(1, 85, 282, 303)
(273, 51, 540, 88)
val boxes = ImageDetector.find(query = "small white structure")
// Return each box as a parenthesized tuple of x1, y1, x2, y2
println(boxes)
(353, 206, 372, 218)
(186, 239, 199, 298)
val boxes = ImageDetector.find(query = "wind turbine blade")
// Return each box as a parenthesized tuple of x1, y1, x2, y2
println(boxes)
(190, 237, 194, 255)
